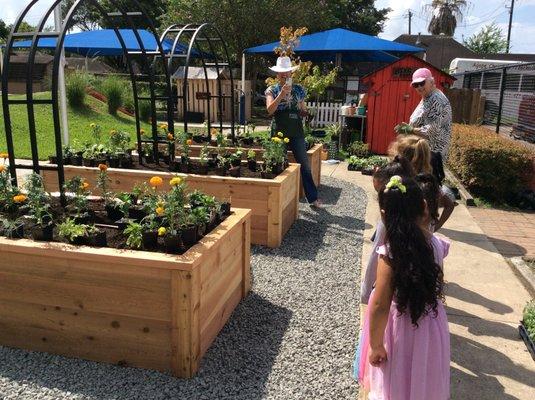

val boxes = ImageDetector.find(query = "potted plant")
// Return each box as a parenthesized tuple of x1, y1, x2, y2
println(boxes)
(0, 165, 24, 218)
(348, 141, 369, 158)
(159, 176, 188, 254)
(347, 156, 366, 172)
(262, 133, 288, 175)
(141, 214, 160, 249)
(0, 216, 24, 239)
(520, 300, 535, 361)
(64, 176, 92, 223)
(260, 163, 274, 180)
(23, 173, 54, 241)
(229, 149, 243, 167)
(247, 149, 257, 171)
(215, 154, 230, 176)
(124, 221, 143, 250)
(57, 217, 88, 245)
(141, 143, 155, 164)
(86, 224, 107, 247)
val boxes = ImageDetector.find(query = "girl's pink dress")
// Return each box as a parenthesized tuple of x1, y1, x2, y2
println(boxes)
(359, 235, 451, 400)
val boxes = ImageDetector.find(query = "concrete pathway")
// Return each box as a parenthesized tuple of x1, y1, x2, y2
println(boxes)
(321, 161, 535, 400)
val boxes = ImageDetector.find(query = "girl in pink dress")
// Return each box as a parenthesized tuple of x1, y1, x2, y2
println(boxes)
(359, 175, 450, 400)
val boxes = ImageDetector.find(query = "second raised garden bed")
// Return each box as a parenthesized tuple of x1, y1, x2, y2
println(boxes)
(42, 164, 300, 248)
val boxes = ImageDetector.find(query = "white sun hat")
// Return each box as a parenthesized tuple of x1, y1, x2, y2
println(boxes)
(269, 56, 299, 73)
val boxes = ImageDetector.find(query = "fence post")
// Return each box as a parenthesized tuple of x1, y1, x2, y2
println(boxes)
(496, 67, 507, 134)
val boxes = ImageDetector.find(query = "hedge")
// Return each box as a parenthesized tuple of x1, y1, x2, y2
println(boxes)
(447, 124, 535, 201)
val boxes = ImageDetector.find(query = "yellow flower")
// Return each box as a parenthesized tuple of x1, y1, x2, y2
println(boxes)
(140, 128, 146, 135)
(81, 182, 90, 190)
(149, 176, 163, 187)
(272, 137, 281, 143)
(186, 139, 193, 145)
(159, 123, 168, 130)
(277, 131, 284, 138)
(155, 206, 165, 216)
(158, 227, 167, 236)
(0, 152, 9, 159)
(169, 177, 182, 186)
(89, 123, 96, 129)
(13, 194, 27, 203)
(283, 137, 290, 143)
(0, 165, 6, 173)
(98, 164, 108, 171)
(210, 128, 218, 136)
(167, 133, 174, 141)
(110, 129, 117, 135)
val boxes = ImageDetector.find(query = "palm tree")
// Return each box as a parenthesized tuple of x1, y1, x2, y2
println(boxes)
(427, 0, 467, 36)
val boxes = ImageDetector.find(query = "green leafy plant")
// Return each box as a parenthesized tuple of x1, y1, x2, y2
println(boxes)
(57, 218, 88, 242)
(262, 133, 288, 167)
(247, 149, 256, 161)
(523, 300, 535, 342)
(199, 145, 209, 166)
(23, 173, 52, 226)
(348, 156, 367, 168)
(108, 130, 131, 153)
(124, 221, 143, 249)
(0, 216, 24, 238)
(348, 141, 370, 158)
(366, 155, 388, 168)
(64, 176, 90, 219)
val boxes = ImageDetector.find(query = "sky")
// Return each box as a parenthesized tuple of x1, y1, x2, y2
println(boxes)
(1, 0, 535, 53)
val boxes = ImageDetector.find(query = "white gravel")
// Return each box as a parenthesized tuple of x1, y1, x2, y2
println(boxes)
(0, 176, 366, 400)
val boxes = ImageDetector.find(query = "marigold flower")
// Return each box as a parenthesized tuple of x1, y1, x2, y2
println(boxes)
(0, 152, 9, 159)
(98, 164, 108, 171)
(210, 128, 218, 135)
(159, 123, 168, 130)
(277, 131, 284, 138)
(169, 177, 182, 186)
(149, 176, 163, 187)
(81, 182, 90, 190)
(140, 128, 146, 135)
(110, 129, 117, 135)
(158, 227, 167, 236)
(89, 123, 96, 129)
(283, 137, 290, 143)
(13, 194, 27, 203)
(272, 137, 281, 143)
(0, 165, 6, 173)
(167, 133, 174, 141)
(186, 139, 193, 145)
(155, 206, 165, 216)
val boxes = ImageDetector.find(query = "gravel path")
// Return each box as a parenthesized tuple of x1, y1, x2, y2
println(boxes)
(0, 176, 366, 400)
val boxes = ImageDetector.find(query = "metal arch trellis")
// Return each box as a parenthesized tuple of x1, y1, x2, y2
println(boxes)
(159, 23, 236, 143)
(1, 0, 174, 205)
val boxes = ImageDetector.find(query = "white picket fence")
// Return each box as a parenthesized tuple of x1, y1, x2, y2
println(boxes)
(305, 101, 342, 127)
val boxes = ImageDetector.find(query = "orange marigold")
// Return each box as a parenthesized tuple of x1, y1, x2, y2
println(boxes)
(0, 165, 6, 173)
(149, 176, 163, 187)
(82, 182, 90, 190)
(167, 133, 174, 141)
(186, 139, 193, 145)
(98, 164, 108, 171)
(0, 152, 9, 159)
(13, 194, 27, 203)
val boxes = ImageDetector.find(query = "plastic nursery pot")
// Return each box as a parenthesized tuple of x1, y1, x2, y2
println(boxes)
(181, 225, 198, 246)
(163, 234, 182, 254)
(271, 163, 283, 175)
(105, 205, 124, 222)
(214, 166, 227, 176)
(192, 134, 204, 143)
(197, 223, 207, 238)
(144, 154, 155, 164)
(120, 156, 133, 169)
(68, 236, 87, 246)
(115, 218, 134, 231)
(82, 157, 95, 167)
(128, 205, 147, 221)
(6, 224, 24, 239)
(361, 167, 374, 176)
(71, 155, 83, 166)
(247, 159, 257, 172)
(240, 137, 254, 145)
(228, 166, 241, 178)
(519, 321, 535, 361)
(48, 155, 58, 164)
(179, 163, 190, 174)
(108, 157, 120, 168)
(142, 230, 158, 250)
(88, 231, 107, 247)
(210, 153, 218, 161)
(220, 202, 231, 216)
(231, 158, 242, 167)
(31, 224, 54, 241)
(198, 165, 209, 175)
(261, 171, 275, 179)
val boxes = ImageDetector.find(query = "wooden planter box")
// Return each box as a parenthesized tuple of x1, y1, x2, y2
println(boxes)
(42, 164, 300, 248)
(178, 143, 322, 197)
(0, 208, 251, 378)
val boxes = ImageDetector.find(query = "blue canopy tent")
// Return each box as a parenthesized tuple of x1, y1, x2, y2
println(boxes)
(240, 28, 423, 103)
(10, 29, 195, 57)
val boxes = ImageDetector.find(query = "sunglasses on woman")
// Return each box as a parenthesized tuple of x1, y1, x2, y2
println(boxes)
(412, 80, 426, 88)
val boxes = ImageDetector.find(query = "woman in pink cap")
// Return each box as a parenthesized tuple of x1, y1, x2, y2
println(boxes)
(396, 68, 452, 185)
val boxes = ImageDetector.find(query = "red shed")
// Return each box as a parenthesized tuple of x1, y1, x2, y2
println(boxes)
(360, 55, 455, 154)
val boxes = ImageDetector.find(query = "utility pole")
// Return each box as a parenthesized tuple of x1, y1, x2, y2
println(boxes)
(506, 0, 515, 53)
(407, 9, 413, 35)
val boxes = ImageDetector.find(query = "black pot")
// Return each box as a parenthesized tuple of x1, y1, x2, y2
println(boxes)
(228, 166, 241, 178)
(220, 202, 231, 216)
(105, 204, 124, 221)
(88, 231, 107, 247)
(231, 158, 242, 167)
(48, 155, 58, 164)
(71, 155, 83, 166)
(215, 166, 226, 176)
(108, 157, 120, 168)
(68, 236, 87, 246)
(74, 214, 92, 225)
(207, 159, 217, 168)
(361, 167, 374, 176)
(82, 157, 95, 167)
(197, 223, 207, 238)
(247, 159, 257, 172)
(261, 171, 275, 179)
(198, 165, 209, 175)
(193, 134, 205, 143)
(31, 224, 54, 241)
(164, 234, 182, 254)
(63, 156, 72, 165)
(210, 153, 218, 161)
(272, 163, 283, 175)
(115, 218, 133, 231)
(5, 224, 24, 239)
(240, 137, 254, 145)
(95, 157, 107, 166)
(348, 164, 356, 171)
(179, 163, 190, 174)
(142, 230, 158, 250)
(168, 161, 181, 172)
(120, 156, 133, 169)
(182, 225, 197, 246)
(128, 205, 147, 221)
(144, 154, 155, 164)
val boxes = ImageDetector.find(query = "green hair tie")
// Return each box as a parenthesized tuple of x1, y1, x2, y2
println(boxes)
(385, 175, 407, 193)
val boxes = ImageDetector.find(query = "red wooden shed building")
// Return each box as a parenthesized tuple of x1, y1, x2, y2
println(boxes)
(360, 55, 455, 154)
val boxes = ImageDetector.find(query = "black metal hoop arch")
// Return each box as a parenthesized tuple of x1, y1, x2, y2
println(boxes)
(160, 23, 236, 142)
(1, 0, 174, 203)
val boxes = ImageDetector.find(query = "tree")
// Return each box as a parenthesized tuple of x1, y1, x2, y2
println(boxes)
(427, 0, 467, 36)
(464, 23, 508, 54)
(323, 0, 391, 36)
(0, 19, 9, 43)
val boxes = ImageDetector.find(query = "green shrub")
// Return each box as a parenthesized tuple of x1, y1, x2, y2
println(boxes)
(523, 300, 535, 342)
(102, 77, 124, 115)
(66, 71, 88, 108)
(138, 94, 152, 123)
(448, 125, 534, 202)
(348, 141, 369, 158)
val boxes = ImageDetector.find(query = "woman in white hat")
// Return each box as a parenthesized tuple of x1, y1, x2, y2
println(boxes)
(265, 56, 321, 207)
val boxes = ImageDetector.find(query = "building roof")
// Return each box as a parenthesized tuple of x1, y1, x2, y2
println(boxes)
(6, 52, 53, 81)
(65, 57, 114, 74)
(394, 34, 476, 70)
(361, 54, 455, 82)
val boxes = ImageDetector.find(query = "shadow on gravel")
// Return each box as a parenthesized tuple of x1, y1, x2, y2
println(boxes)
(0, 293, 291, 400)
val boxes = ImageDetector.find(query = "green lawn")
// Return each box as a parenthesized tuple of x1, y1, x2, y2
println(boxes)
(0, 92, 150, 160)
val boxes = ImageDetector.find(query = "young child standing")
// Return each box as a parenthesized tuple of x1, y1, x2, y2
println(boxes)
(358, 176, 450, 399)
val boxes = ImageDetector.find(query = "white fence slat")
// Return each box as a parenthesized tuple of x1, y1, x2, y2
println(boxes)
(305, 101, 341, 127)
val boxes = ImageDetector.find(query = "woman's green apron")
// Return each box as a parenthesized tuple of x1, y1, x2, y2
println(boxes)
(271, 107, 304, 138)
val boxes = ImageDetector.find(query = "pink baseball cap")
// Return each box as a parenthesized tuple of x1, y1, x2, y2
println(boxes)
(412, 68, 433, 84)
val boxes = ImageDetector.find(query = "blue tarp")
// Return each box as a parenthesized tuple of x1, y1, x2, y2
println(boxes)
(243, 28, 423, 63)
(11, 29, 192, 57)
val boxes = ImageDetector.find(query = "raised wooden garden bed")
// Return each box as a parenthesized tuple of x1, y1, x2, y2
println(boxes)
(0, 208, 251, 378)
(176, 143, 322, 197)
(41, 164, 300, 248)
